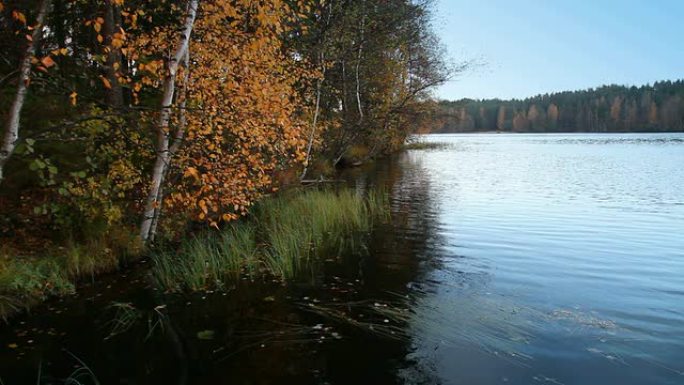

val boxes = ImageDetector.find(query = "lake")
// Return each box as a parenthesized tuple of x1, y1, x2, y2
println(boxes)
(1, 133, 683, 385)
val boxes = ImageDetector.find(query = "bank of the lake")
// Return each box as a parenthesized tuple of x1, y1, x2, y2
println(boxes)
(1, 133, 683, 385)
(0, 188, 389, 321)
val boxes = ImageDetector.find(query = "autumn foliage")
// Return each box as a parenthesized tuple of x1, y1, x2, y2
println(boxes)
(0, 0, 450, 249)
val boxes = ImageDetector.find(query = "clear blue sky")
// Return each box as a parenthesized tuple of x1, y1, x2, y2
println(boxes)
(433, 0, 684, 100)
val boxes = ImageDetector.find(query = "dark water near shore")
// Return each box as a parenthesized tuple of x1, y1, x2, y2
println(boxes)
(2, 133, 684, 384)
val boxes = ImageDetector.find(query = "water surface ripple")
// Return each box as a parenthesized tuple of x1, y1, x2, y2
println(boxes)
(1, 133, 683, 385)
(395, 133, 684, 385)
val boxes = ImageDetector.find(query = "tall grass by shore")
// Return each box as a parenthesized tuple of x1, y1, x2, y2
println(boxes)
(0, 232, 143, 320)
(151, 224, 257, 291)
(0, 188, 389, 319)
(152, 188, 389, 291)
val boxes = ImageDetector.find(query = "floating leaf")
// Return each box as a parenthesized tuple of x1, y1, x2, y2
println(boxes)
(196, 330, 215, 340)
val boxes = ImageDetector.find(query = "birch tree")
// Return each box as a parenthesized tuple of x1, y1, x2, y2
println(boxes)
(0, 0, 51, 184)
(140, 0, 199, 242)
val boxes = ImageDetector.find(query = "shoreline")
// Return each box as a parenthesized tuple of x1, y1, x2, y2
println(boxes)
(425, 130, 684, 134)
(0, 188, 389, 322)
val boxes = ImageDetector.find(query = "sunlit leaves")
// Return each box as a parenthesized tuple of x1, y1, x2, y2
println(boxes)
(40, 56, 55, 68)
(125, 0, 316, 225)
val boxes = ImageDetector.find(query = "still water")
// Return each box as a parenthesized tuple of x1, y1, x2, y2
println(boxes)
(1, 133, 683, 384)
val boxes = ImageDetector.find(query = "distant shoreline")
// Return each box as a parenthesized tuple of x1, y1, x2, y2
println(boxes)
(426, 131, 684, 134)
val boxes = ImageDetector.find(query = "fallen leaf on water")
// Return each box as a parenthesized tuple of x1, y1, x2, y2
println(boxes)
(197, 330, 215, 340)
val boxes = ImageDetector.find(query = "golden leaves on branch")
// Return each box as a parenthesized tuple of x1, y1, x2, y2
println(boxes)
(40, 56, 55, 68)
(99, 76, 112, 89)
(134, 0, 317, 225)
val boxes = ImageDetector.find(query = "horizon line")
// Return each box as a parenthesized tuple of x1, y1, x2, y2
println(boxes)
(437, 78, 684, 102)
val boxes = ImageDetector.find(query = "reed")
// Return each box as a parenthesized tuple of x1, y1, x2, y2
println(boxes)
(256, 188, 389, 280)
(152, 188, 390, 290)
(151, 224, 257, 291)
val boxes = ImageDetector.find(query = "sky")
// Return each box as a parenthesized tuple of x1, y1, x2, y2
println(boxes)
(433, 0, 684, 100)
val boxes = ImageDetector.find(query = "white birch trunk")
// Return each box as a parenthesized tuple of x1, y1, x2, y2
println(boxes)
(300, 54, 324, 181)
(140, 0, 199, 242)
(148, 50, 191, 242)
(0, 0, 50, 184)
(355, 3, 365, 123)
(299, 1, 334, 181)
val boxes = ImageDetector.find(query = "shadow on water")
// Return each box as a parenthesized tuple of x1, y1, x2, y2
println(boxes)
(4, 134, 683, 385)
(0, 152, 445, 385)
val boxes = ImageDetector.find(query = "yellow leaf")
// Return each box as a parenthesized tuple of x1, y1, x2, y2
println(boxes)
(183, 167, 200, 180)
(12, 11, 26, 25)
(97, 34, 104, 43)
(40, 56, 56, 68)
(100, 76, 112, 89)
(69, 91, 78, 106)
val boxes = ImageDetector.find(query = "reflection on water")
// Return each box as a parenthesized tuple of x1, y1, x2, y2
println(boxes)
(1, 133, 683, 385)
(397, 133, 684, 385)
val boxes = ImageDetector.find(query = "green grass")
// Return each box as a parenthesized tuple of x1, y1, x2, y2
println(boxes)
(0, 256, 75, 321)
(152, 224, 257, 291)
(0, 189, 390, 319)
(0, 229, 142, 321)
(152, 188, 389, 291)
(257, 188, 385, 279)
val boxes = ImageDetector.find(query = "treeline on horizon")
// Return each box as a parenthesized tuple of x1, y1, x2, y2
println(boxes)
(0, 0, 452, 252)
(430, 80, 684, 133)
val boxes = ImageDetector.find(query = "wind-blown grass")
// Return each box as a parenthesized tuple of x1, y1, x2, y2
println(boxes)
(152, 188, 389, 291)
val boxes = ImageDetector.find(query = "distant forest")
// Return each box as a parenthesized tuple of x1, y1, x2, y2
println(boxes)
(432, 80, 684, 133)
